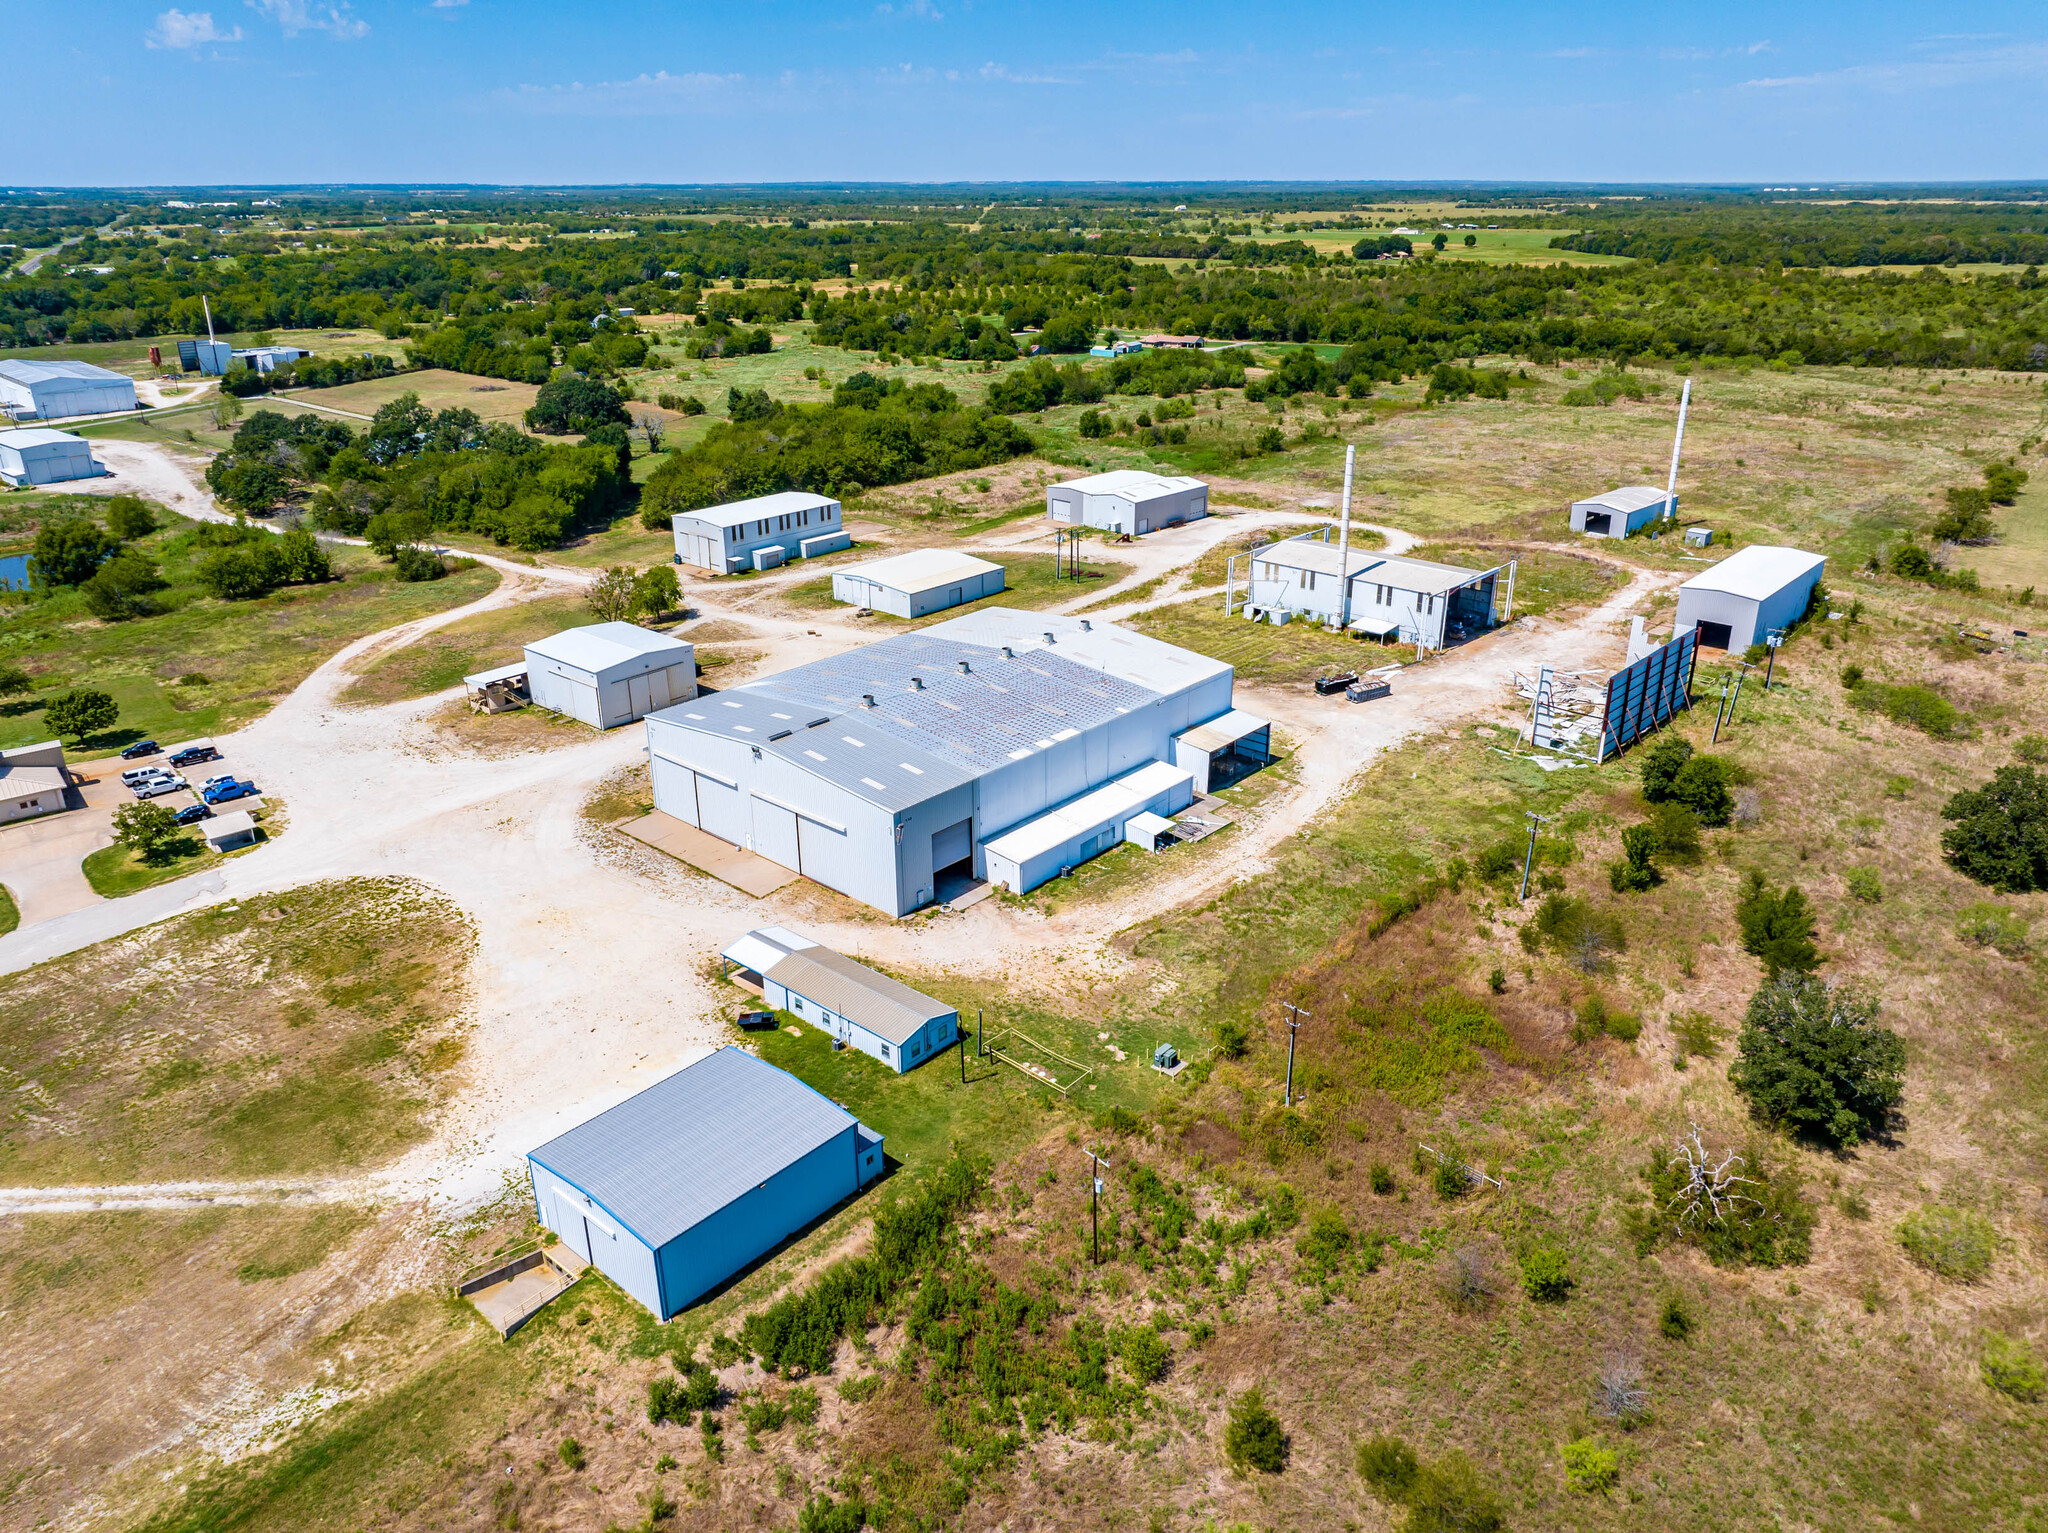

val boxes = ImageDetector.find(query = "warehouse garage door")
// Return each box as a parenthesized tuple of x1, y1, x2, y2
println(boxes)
(1694, 621, 1733, 650)
(931, 817, 972, 874)
(751, 798, 800, 870)
(650, 754, 700, 826)
(696, 772, 747, 844)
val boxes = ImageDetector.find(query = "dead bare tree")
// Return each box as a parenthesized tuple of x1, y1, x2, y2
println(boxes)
(1665, 1122, 1763, 1235)
(1593, 1353, 1649, 1428)
(1438, 1243, 1495, 1313)
(1568, 925, 1616, 974)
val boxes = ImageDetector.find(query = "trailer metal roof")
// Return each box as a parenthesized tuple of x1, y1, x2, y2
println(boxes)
(763, 946, 955, 1046)
(527, 1047, 860, 1250)
(673, 490, 838, 530)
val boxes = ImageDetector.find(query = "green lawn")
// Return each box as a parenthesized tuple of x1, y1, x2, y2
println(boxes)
(80, 805, 279, 898)
(1408, 542, 1624, 619)
(340, 592, 590, 706)
(777, 550, 1132, 622)
(0, 506, 498, 759)
(0, 880, 17, 936)
(1128, 594, 1392, 684)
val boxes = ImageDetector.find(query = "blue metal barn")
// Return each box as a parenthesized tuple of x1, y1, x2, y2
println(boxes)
(527, 1048, 884, 1320)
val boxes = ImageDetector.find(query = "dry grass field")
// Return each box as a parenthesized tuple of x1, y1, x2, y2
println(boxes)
(279, 367, 540, 424)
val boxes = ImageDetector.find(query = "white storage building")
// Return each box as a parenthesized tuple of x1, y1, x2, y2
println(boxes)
(980, 759, 1194, 895)
(0, 428, 103, 487)
(721, 926, 960, 1073)
(0, 360, 138, 421)
(1046, 470, 1208, 536)
(830, 549, 1005, 618)
(232, 345, 313, 374)
(1230, 529, 1512, 652)
(642, 608, 1266, 914)
(1571, 486, 1673, 539)
(1672, 545, 1827, 652)
(671, 490, 851, 573)
(524, 622, 697, 729)
(0, 741, 69, 825)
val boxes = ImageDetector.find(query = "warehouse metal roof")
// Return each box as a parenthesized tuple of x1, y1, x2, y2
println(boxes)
(526, 621, 691, 675)
(1574, 485, 1672, 513)
(721, 925, 818, 977)
(1252, 539, 1502, 596)
(763, 946, 956, 1047)
(674, 490, 839, 529)
(0, 428, 88, 450)
(527, 1047, 860, 1249)
(1679, 545, 1826, 602)
(0, 359, 132, 386)
(833, 548, 1002, 595)
(1054, 469, 1206, 499)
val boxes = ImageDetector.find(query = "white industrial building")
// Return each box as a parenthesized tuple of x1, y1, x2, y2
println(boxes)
(0, 360, 138, 421)
(524, 622, 697, 729)
(232, 345, 313, 373)
(0, 428, 103, 487)
(671, 490, 851, 573)
(1046, 470, 1208, 536)
(642, 607, 1266, 913)
(830, 549, 1005, 618)
(1672, 545, 1826, 652)
(0, 741, 69, 825)
(1228, 528, 1513, 651)
(1571, 486, 1674, 538)
(721, 926, 960, 1073)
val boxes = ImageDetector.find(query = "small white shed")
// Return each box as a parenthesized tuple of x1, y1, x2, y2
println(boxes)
(203, 810, 261, 852)
(0, 428, 103, 486)
(524, 622, 697, 729)
(1570, 485, 1673, 538)
(1672, 546, 1827, 653)
(830, 549, 1005, 618)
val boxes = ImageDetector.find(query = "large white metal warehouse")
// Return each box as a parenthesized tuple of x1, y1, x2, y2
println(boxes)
(1046, 470, 1208, 536)
(643, 608, 1266, 913)
(830, 549, 1005, 618)
(0, 360, 138, 421)
(671, 490, 851, 573)
(524, 622, 697, 729)
(722, 926, 960, 1073)
(1229, 528, 1512, 652)
(1672, 545, 1826, 653)
(528, 1047, 883, 1320)
(0, 428, 103, 487)
(1570, 485, 1673, 539)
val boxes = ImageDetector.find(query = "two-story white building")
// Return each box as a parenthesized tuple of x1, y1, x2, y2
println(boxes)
(671, 490, 852, 574)
(1227, 528, 1514, 652)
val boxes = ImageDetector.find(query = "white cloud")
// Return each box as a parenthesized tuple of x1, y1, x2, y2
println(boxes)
(432, 0, 468, 6)
(497, 70, 746, 116)
(247, 0, 369, 39)
(876, 0, 942, 18)
(146, 8, 243, 48)
(1744, 40, 2048, 91)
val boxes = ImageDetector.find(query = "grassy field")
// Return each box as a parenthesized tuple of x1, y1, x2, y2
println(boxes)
(80, 800, 281, 897)
(275, 367, 539, 424)
(0, 503, 498, 759)
(1243, 226, 1632, 267)
(340, 591, 589, 706)
(0, 879, 17, 935)
(1128, 595, 1400, 683)
(0, 877, 474, 1183)
(776, 550, 1132, 623)
(0, 327, 408, 379)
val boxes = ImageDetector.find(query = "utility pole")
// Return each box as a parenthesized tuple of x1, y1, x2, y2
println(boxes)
(1519, 810, 1551, 902)
(1761, 630, 1782, 691)
(1282, 1002, 1309, 1106)
(1335, 443, 1356, 631)
(976, 1007, 983, 1058)
(958, 1027, 965, 1083)
(1086, 1148, 1108, 1265)
(1712, 676, 1731, 743)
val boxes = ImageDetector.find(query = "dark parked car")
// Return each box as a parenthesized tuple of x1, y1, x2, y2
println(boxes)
(172, 803, 214, 826)
(168, 744, 220, 768)
(119, 739, 160, 760)
(200, 778, 258, 806)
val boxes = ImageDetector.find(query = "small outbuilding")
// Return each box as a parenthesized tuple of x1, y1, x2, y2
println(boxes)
(202, 811, 261, 852)
(1046, 470, 1208, 536)
(0, 360, 137, 421)
(830, 549, 1005, 618)
(0, 428, 103, 487)
(721, 926, 960, 1074)
(232, 346, 313, 374)
(979, 759, 1196, 896)
(524, 622, 697, 730)
(1672, 545, 1827, 652)
(527, 1047, 884, 1321)
(1571, 485, 1673, 539)
(1231, 528, 1513, 652)
(0, 740, 69, 824)
(462, 661, 530, 714)
(671, 490, 850, 573)
(1170, 709, 1273, 794)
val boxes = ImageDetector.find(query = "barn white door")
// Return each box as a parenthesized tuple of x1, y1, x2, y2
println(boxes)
(647, 668, 674, 710)
(931, 817, 972, 870)
(751, 799, 801, 870)
(627, 674, 654, 718)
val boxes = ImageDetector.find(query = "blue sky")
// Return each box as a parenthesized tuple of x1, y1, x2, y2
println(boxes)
(14, 2, 2048, 186)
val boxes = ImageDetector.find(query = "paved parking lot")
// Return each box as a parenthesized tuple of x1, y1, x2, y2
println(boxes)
(0, 740, 255, 926)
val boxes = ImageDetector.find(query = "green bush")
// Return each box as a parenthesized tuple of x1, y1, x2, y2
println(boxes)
(1981, 1335, 2046, 1402)
(1561, 1437, 1620, 1493)
(1297, 1207, 1354, 1269)
(1520, 1245, 1574, 1302)
(1842, 866, 1883, 903)
(1898, 1206, 1998, 1282)
(1730, 975, 1903, 1147)
(1736, 871, 1820, 975)
(1356, 1434, 1420, 1499)
(1574, 993, 1639, 1043)
(797, 1493, 868, 1533)
(1638, 734, 1693, 801)
(1848, 679, 1968, 738)
(1658, 1295, 1693, 1340)
(1121, 1327, 1170, 1384)
(1405, 1454, 1505, 1533)
(1369, 1162, 1396, 1195)
(1630, 1133, 1814, 1268)
(1225, 1386, 1288, 1473)
(1941, 766, 2048, 892)
(1648, 801, 1701, 861)
(1527, 893, 1627, 972)
(557, 1437, 585, 1471)
(1954, 902, 2032, 957)
(1672, 754, 1734, 824)
(1215, 1016, 1252, 1059)
(1609, 824, 1661, 892)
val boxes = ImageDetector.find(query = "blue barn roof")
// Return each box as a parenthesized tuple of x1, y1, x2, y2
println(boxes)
(528, 1048, 858, 1248)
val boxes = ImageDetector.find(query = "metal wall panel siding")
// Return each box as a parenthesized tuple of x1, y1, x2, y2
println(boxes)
(1601, 628, 1699, 759)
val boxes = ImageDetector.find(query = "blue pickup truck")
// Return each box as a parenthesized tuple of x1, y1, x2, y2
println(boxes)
(200, 778, 259, 806)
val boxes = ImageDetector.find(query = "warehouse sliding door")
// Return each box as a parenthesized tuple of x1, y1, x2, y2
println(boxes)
(751, 798, 801, 870)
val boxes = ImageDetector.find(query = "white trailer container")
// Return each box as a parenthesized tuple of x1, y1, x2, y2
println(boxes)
(525, 622, 696, 729)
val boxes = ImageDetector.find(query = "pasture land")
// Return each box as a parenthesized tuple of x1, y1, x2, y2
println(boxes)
(277, 367, 540, 424)
(340, 591, 589, 706)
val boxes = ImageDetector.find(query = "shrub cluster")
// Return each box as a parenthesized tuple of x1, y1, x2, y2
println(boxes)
(1729, 975, 1904, 1146)
(1357, 1435, 1504, 1532)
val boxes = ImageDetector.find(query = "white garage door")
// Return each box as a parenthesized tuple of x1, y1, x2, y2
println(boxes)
(752, 798, 801, 870)
(628, 674, 654, 718)
(932, 817, 972, 870)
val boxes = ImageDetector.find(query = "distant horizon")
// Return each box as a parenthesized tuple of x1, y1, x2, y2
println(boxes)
(11, 4, 2048, 184)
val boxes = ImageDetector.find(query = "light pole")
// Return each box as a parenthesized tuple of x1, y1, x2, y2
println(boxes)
(1282, 1002, 1309, 1106)
(1519, 810, 1551, 902)
(1086, 1148, 1109, 1265)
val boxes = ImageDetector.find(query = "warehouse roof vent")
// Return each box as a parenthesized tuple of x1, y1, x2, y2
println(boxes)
(957, 659, 972, 674)
(1080, 620, 1093, 631)
(1001, 646, 1014, 658)
(1043, 631, 1056, 644)
(909, 676, 925, 691)
(861, 694, 876, 708)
